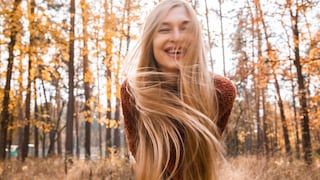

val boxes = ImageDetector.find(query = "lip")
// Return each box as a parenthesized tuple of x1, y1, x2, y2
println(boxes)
(164, 47, 185, 59)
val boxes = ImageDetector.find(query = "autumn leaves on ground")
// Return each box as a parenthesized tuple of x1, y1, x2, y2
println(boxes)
(1, 155, 319, 180)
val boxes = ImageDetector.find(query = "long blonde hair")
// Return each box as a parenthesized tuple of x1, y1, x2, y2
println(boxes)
(125, 0, 224, 179)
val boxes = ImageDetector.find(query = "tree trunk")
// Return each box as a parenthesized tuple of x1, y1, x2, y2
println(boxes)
(254, 0, 292, 157)
(273, 69, 292, 156)
(114, 98, 121, 148)
(81, 0, 91, 160)
(38, 77, 53, 156)
(75, 101, 80, 158)
(218, 0, 226, 75)
(56, 101, 65, 155)
(281, 10, 301, 160)
(40, 104, 46, 157)
(262, 89, 269, 158)
(0, 0, 22, 160)
(290, 68, 300, 159)
(104, 0, 114, 158)
(106, 104, 112, 157)
(34, 80, 39, 157)
(18, 54, 24, 160)
(204, 0, 214, 70)
(21, 0, 36, 161)
(95, 37, 103, 158)
(66, 0, 76, 157)
(288, 2, 312, 164)
(273, 100, 279, 155)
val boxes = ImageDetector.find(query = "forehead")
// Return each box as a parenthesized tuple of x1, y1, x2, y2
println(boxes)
(160, 6, 191, 25)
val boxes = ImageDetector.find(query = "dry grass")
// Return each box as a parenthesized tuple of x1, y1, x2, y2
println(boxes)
(0, 155, 319, 180)
(0, 155, 134, 180)
(219, 156, 320, 180)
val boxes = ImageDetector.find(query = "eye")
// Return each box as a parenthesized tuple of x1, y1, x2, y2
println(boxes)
(181, 25, 189, 32)
(159, 28, 170, 33)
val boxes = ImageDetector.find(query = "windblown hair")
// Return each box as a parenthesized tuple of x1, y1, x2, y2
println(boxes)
(125, 0, 224, 179)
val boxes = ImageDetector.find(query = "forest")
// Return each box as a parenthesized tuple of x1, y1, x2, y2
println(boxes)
(0, 0, 319, 179)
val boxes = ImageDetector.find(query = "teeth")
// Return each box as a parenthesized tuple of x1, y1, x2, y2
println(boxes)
(168, 50, 181, 54)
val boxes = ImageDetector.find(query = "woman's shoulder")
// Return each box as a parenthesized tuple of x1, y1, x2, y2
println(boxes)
(120, 79, 131, 101)
(213, 74, 236, 106)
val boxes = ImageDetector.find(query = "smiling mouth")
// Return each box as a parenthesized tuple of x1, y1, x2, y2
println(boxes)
(165, 48, 185, 58)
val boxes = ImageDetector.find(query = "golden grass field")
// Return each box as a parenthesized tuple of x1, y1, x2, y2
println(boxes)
(0, 155, 319, 180)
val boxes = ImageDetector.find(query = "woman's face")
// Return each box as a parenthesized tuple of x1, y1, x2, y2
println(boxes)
(152, 6, 191, 73)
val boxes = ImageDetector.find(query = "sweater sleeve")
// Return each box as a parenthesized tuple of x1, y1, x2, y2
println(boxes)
(214, 75, 236, 134)
(120, 81, 139, 157)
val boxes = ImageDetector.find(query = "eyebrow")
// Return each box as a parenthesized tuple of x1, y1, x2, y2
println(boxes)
(160, 20, 190, 26)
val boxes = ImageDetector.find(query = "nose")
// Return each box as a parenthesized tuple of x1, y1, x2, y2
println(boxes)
(170, 28, 182, 42)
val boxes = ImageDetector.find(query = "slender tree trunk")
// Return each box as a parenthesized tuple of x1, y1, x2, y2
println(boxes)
(114, 98, 121, 148)
(106, 105, 112, 157)
(34, 81, 39, 157)
(18, 55, 24, 160)
(288, 1, 312, 164)
(218, 0, 226, 75)
(81, 0, 91, 160)
(8, 117, 14, 160)
(50, 71, 62, 156)
(66, 0, 76, 157)
(273, 99, 279, 155)
(40, 104, 46, 157)
(262, 89, 269, 158)
(104, 0, 114, 158)
(244, 90, 253, 155)
(245, 0, 262, 156)
(38, 77, 53, 156)
(281, 10, 301, 160)
(0, 0, 22, 160)
(254, 0, 292, 157)
(272, 69, 292, 156)
(56, 101, 65, 155)
(203, 0, 214, 70)
(95, 37, 103, 158)
(255, 24, 262, 156)
(75, 101, 80, 158)
(290, 70, 300, 159)
(98, 119, 102, 158)
(125, 0, 131, 54)
(22, 0, 37, 161)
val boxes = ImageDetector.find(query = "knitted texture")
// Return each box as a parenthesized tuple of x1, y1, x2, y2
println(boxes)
(120, 75, 236, 158)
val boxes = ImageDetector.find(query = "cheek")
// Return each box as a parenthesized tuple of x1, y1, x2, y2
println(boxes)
(152, 37, 163, 56)
(152, 36, 162, 49)
(181, 35, 192, 46)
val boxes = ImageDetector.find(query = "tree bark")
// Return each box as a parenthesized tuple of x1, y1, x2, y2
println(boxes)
(81, 0, 91, 160)
(34, 80, 39, 157)
(254, 0, 292, 157)
(218, 0, 226, 75)
(21, 0, 36, 161)
(114, 98, 121, 148)
(262, 89, 269, 158)
(0, 0, 22, 160)
(104, 0, 114, 158)
(288, 1, 312, 164)
(66, 0, 76, 157)
(204, 0, 214, 70)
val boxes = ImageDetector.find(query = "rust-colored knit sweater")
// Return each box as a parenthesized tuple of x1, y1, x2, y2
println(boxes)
(120, 75, 236, 158)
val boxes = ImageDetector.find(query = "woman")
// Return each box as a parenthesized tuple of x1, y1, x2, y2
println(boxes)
(120, 0, 236, 179)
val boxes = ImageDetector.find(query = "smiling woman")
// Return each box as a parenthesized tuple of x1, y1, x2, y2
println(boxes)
(120, 0, 236, 179)
(153, 6, 191, 73)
